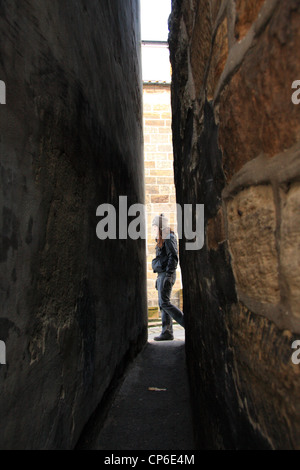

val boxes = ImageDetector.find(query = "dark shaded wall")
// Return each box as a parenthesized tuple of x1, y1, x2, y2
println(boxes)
(169, 0, 300, 449)
(0, 0, 147, 449)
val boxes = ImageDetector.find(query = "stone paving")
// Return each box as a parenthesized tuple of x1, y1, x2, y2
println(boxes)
(148, 323, 185, 342)
(78, 331, 194, 450)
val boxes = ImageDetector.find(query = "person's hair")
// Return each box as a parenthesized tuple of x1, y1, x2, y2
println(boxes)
(155, 214, 174, 248)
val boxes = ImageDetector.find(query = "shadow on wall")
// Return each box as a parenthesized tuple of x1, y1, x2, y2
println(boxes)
(0, 0, 147, 450)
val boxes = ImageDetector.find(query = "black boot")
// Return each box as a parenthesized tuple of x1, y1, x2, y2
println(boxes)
(154, 331, 174, 341)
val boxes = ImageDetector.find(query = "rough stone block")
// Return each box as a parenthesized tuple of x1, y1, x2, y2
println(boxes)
(210, 0, 223, 26)
(218, 0, 300, 181)
(226, 185, 280, 304)
(207, 207, 226, 251)
(157, 144, 173, 153)
(145, 184, 160, 195)
(151, 195, 170, 204)
(145, 119, 165, 127)
(144, 161, 156, 169)
(190, 0, 212, 97)
(207, 15, 228, 100)
(234, 0, 266, 40)
(280, 183, 300, 319)
(150, 134, 170, 144)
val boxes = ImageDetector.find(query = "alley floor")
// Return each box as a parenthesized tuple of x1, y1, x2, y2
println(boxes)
(77, 324, 195, 450)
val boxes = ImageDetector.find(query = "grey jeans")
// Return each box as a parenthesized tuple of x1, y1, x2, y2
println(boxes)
(156, 271, 185, 334)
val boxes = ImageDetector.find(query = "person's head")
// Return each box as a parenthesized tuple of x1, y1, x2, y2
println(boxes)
(152, 213, 173, 248)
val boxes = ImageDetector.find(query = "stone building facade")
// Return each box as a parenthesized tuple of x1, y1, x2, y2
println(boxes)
(169, 0, 300, 450)
(143, 83, 182, 311)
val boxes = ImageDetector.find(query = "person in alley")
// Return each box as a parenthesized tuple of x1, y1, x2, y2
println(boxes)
(152, 213, 185, 341)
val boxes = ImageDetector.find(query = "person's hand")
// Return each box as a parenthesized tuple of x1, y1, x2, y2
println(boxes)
(163, 275, 173, 289)
(155, 279, 158, 290)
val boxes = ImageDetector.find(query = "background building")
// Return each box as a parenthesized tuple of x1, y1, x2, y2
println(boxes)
(141, 0, 182, 314)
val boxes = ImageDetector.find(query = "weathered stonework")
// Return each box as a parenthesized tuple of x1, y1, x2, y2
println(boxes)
(226, 185, 280, 305)
(169, 0, 300, 449)
(280, 183, 300, 320)
(0, 0, 146, 449)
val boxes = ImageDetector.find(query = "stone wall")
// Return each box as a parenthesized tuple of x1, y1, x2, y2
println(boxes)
(0, 0, 147, 449)
(143, 84, 182, 310)
(169, 0, 300, 449)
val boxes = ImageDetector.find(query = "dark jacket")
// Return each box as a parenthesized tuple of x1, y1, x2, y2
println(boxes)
(152, 231, 178, 275)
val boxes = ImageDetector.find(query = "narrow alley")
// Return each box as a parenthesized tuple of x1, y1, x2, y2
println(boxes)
(77, 325, 193, 450)
(0, 0, 299, 451)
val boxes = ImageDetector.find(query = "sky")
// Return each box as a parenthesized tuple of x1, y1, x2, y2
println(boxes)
(140, 0, 172, 82)
(140, 0, 172, 41)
